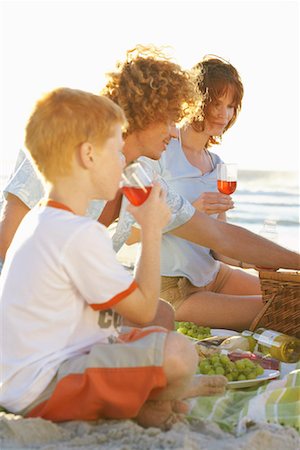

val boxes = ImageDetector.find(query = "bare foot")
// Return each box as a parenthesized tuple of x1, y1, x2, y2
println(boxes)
(182, 374, 227, 399)
(135, 399, 188, 430)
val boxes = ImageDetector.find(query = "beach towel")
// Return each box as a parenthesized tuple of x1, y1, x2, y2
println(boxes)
(1, 367, 299, 440)
(189, 366, 300, 434)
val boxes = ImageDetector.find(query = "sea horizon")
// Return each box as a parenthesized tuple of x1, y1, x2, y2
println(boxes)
(1, 162, 299, 255)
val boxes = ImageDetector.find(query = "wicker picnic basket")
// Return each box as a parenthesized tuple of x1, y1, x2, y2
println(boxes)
(249, 271, 300, 338)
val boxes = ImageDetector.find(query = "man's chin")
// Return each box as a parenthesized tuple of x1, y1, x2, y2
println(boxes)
(151, 149, 165, 160)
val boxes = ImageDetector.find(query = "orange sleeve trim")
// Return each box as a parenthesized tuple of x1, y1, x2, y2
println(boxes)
(90, 280, 138, 311)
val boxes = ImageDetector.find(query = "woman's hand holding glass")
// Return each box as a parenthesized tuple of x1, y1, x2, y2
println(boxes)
(192, 191, 234, 215)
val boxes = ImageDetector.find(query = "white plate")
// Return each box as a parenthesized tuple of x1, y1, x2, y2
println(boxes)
(227, 369, 280, 389)
(211, 329, 239, 337)
(185, 329, 239, 342)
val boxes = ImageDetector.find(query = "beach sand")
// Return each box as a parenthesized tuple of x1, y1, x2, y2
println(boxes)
(1, 412, 299, 450)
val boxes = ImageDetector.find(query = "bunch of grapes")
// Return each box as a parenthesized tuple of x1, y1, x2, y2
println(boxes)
(176, 321, 211, 340)
(198, 354, 264, 381)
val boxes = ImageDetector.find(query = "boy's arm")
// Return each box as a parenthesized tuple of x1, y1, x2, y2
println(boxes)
(113, 184, 171, 324)
(171, 210, 300, 270)
(114, 227, 163, 324)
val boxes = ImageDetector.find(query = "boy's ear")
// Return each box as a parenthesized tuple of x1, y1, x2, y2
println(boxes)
(78, 142, 94, 168)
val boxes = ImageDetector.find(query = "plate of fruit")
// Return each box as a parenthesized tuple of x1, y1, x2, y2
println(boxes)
(197, 354, 280, 389)
(175, 321, 239, 341)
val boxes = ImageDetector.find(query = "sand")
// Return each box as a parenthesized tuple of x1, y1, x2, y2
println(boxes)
(1, 412, 299, 450)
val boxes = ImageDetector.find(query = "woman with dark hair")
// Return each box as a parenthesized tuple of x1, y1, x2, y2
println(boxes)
(137, 55, 263, 331)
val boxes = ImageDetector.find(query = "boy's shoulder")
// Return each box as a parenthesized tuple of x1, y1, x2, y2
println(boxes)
(29, 205, 109, 245)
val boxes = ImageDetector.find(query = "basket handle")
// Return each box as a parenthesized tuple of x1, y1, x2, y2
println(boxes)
(249, 292, 277, 331)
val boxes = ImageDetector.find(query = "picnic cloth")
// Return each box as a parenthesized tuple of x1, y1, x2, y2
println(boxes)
(1, 366, 299, 438)
(189, 365, 300, 434)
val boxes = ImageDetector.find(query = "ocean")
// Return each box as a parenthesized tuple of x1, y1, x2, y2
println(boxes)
(227, 170, 299, 253)
(0, 163, 299, 257)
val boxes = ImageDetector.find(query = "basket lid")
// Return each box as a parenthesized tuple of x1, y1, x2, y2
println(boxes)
(259, 270, 300, 282)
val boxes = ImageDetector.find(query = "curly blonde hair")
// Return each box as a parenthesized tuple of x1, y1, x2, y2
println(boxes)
(190, 55, 244, 147)
(101, 45, 202, 134)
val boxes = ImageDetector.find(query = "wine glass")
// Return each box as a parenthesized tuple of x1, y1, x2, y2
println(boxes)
(120, 161, 154, 206)
(217, 163, 237, 195)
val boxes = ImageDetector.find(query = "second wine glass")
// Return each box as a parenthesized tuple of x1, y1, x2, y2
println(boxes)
(217, 163, 237, 195)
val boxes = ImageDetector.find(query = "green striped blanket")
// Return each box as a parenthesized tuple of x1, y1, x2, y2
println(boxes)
(1, 365, 299, 435)
(189, 365, 300, 434)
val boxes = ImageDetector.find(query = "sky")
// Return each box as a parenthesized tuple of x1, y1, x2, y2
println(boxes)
(0, 0, 299, 175)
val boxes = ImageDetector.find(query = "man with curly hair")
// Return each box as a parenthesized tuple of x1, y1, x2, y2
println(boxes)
(0, 46, 198, 271)
(0, 45, 299, 279)
(98, 46, 299, 273)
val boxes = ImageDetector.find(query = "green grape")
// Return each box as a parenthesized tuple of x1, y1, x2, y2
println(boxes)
(242, 366, 253, 376)
(210, 355, 220, 364)
(176, 321, 211, 340)
(220, 354, 230, 365)
(244, 359, 255, 367)
(235, 359, 246, 371)
(177, 327, 186, 334)
(215, 366, 225, 375)
(227, 361, 236, 372)
(199, 362, 212, 374)
(246, 371, 257, 380)
(231, 371, 239, 381)
(237, 374, 247, 381)
(256, 365, 264, 376)
(198, 356, 264, 382)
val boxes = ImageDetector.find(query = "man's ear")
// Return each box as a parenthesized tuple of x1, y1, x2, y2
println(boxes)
(78, 142, 94, 168)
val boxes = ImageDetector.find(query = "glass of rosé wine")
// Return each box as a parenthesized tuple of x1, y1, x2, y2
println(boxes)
(217, 163, 237, 195)
(120, 161, 154, 206)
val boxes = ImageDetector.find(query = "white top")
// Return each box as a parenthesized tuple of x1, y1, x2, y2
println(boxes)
(0, 148, 106, 219)
(0, 202, 136, 412)
(1, 149, 195, 256)
(153, 138, 223, 287)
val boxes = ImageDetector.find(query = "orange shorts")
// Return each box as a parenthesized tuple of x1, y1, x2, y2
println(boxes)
(160, 263, 234, 311)
(23, 327, 168, 422)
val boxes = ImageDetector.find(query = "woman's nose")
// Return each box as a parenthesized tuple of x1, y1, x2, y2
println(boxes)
(217, 106, 227, 118)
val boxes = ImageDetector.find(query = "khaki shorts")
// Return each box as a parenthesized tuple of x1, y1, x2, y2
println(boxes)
(160, 263, 234, 311)
(22, 327, 168, 422)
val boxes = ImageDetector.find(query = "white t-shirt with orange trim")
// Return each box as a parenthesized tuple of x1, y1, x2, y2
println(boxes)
(0, 202, 137, 413)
